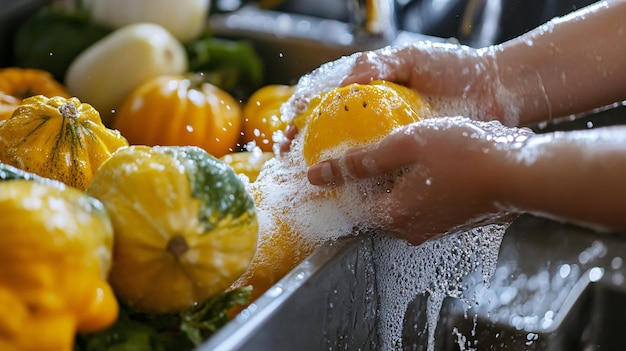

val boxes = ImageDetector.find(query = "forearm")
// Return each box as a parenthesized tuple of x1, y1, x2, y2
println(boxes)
(493, 0, 626, 125)
(496, 126, 626, 232)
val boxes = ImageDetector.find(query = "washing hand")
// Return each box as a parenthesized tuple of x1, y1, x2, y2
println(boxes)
(307, 117, 530, 244)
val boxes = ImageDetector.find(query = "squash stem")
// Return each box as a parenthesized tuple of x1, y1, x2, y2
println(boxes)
(15, 88, 35, 99)
(167, 235, 189, 258)
(186, 72, 209, 90)
(59, 103, 79, 119)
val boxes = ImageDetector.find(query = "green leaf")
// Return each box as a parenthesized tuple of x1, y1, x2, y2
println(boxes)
(76, 306, 174, 351)
(179, 286, 253, 346)
(75, 286, 252, 351)
(12, 7, 112, 82)
(185, 35, 264, 94)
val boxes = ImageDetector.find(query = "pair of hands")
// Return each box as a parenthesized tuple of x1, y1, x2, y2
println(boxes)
(278, 45, 529, 244)
(279, 0, 626, 244)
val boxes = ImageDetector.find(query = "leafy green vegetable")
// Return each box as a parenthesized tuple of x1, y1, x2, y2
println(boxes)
(180, 285, 252, 345)
(12, 7, 112, 82)
(76, 286, 252, 351)
(185, 35, 264, 96)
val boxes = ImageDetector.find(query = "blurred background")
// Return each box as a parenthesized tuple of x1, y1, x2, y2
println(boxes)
(216, 0, 598, 46)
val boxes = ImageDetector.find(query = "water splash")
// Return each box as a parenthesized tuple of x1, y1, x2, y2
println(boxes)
(373, 224, 507, 351)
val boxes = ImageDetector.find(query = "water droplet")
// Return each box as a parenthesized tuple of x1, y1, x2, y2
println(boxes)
(611, 256, 623, 269)
(559, 264, 571, 278)
(588, 267, 604, 282)
(579, 251, 590, 264)
(266, 286, 283, 297)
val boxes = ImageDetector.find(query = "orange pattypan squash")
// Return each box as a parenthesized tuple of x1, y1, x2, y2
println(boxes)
(0, 67, 70, 120)
(0, 95, 129, 190)
(112, 74, 243, 158)
(0, 93, 20, 121)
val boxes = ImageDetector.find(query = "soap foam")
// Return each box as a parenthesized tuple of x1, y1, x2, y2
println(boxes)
(242, 50, 514, 350)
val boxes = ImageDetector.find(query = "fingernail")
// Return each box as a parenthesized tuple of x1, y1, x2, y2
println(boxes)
(284, 123, 295, 134)
(308, 161, 336, 185)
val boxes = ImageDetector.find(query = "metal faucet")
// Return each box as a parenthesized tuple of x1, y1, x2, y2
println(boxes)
(347, 0, 397, 42)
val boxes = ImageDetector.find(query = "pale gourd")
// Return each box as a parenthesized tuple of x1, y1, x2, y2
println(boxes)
(64, 22, 187, 125)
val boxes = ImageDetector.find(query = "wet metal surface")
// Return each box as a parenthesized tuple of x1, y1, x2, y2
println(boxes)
(202, 215, 626, 350)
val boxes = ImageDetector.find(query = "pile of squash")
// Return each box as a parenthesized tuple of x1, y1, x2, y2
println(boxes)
(0, 88, 265, 351)
(0, 64, 290, 178)
(0, 2, 299, 350)
(7, 0, 289, 158)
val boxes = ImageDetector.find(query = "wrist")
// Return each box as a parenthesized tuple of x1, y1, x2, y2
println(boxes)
(443, 119, 531, 221)
(484, 44, 552, 127)
(480, 124, 538, 215)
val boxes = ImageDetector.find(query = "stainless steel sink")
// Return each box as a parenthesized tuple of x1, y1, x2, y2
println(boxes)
(402, 215, 626, 351)
(201, 213, 626, 351)
(199, 235, 380, 350)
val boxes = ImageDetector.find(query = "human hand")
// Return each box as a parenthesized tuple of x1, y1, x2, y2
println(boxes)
(343, 43, 519, 122)
(343, 44, 491, 96)
(278, 42, 510, 154)
(307, 117, 532, 245)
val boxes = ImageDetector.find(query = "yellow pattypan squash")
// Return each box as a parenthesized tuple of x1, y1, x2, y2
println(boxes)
(0, 95, 129, 190)
(0, 178, 118, 351)
(295, 80, 431, 166)
(86, 145, 258, 314)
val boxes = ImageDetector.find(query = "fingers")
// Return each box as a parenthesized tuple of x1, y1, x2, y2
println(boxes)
(306, 158, 344, 185)
(307, 127, 422, 185)
(278, 123, 298, 155)
(341, 47, 412, 87)
(341, 52, 384, 86)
